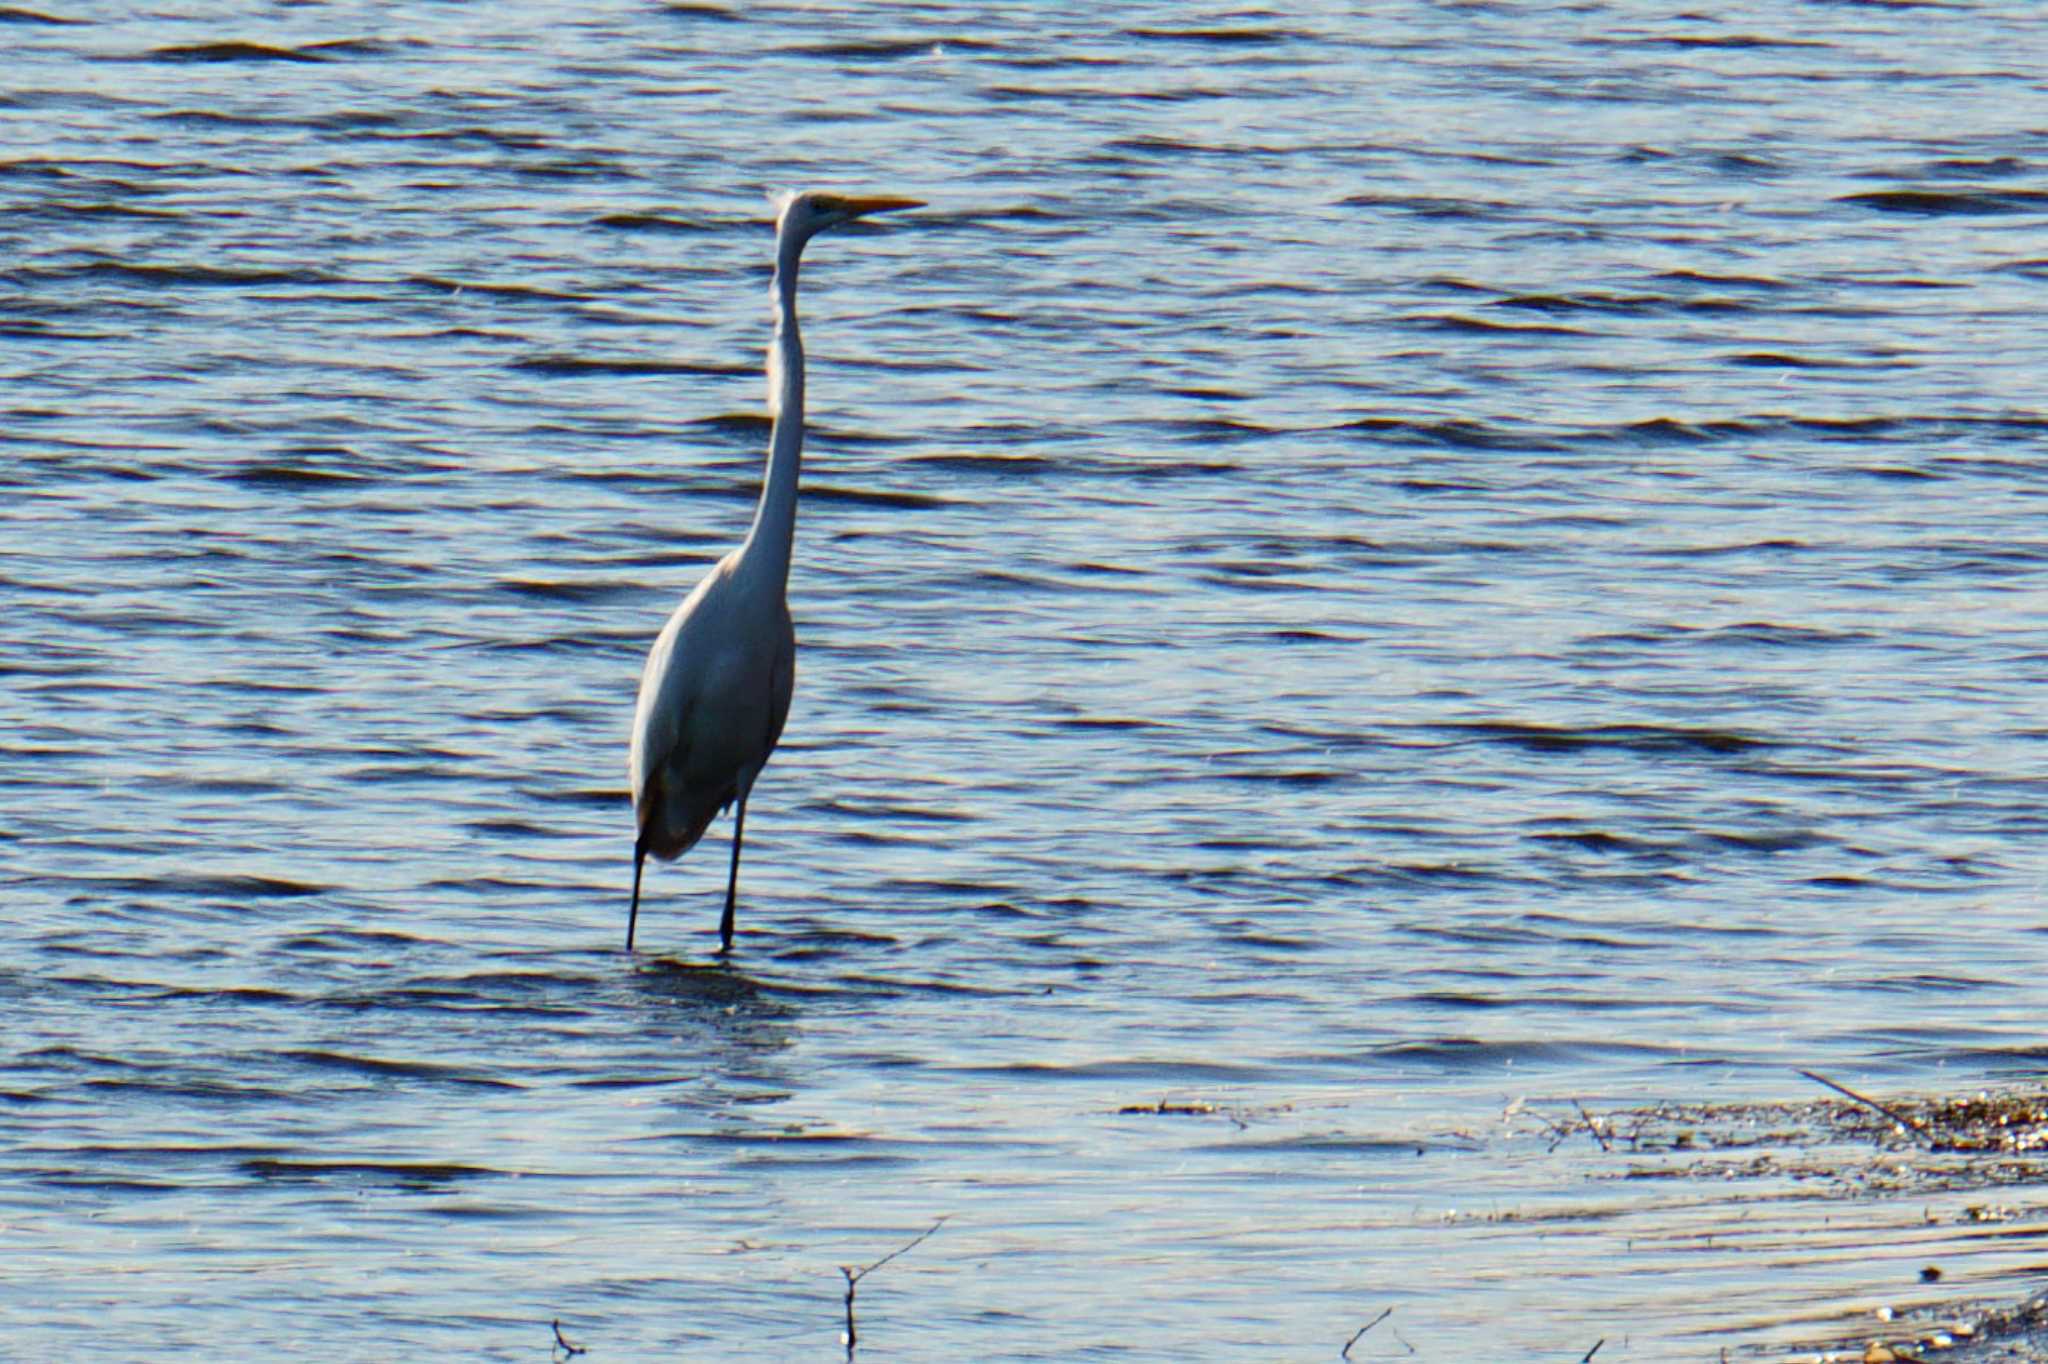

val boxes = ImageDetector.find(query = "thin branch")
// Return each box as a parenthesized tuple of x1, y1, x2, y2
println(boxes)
(1340, 1308, 1392, 1359)
(1580, 1339, 1605, 1362)
(1572, 1100, 1612, 1152)
(845, 1217, 948, 1289)
(1531, 1109, 1576, 1152)
(841, 1217, 948, 1360)
(551, 1319, 588, 1359)
(1794, 1068, 1935, 1149)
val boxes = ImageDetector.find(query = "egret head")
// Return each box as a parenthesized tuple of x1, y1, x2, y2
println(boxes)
(774, 190, 924, 248)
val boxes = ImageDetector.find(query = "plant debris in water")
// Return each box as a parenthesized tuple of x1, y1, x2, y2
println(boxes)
(1505, 1083, 2048, 1361)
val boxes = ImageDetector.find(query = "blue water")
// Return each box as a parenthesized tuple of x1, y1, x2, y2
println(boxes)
(5, 2, 2048, 1357)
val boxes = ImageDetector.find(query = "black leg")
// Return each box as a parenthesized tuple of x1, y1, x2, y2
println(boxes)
(627, 838, 646, 952)
(717, 793, 747, 956)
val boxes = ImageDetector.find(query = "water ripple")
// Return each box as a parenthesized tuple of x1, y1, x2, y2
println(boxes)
(4, 1, 2047, 1358)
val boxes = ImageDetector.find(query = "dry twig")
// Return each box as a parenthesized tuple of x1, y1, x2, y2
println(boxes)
(1580, 1338, 1605, 1362)
(1795, 1068, 1936, 1150)
(550, 1318, 588, 1359)
(841, 1217, 948, 1359)
(1340, 1307, 1392, 1358)
(1572, 1100, 1612, 1152)
(1529, 1108, 1576, 1152)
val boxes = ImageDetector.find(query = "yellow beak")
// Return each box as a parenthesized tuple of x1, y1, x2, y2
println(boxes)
(834, 194, 925, 219)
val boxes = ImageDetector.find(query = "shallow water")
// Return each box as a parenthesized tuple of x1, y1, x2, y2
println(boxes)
(4, 1, 2048, 1357)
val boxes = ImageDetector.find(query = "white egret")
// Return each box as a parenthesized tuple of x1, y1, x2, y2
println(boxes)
(627, 190, 921, 954)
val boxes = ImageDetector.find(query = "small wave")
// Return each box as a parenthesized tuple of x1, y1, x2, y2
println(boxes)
(509, 157, 628, 182)
(1586, 413, 2027, 447)
(1789, 413, 2048, 440)
(1525, 829, 1657, 853)
(35, 1174, 186, 1193)
(1615, 415, 1754, 444)
(1699, 827, 1831, 853)
(496, 577, 632, 603)
(158, 775, 289, 797)
(1220, 1134, 1448, 1156)
(300, 37, 418, 58)
(1336, 415, 1571, 451)
(1050, 715, 1159, 731)
(1493, 290, 1756, 317)
(241, 1157, 500, 1185)
(77, 1077, 283, 1104)
(32, 200, 182, 220)
(1619, 33, 1828, 49)
(804, 483, 953, 510)
(1366, 1036, 1668, 1070)
(591, 211, 713, 233)
(154, 985, 302, 1008)
(511, 354, 751, 377)
(0, 158, 76, 180)
(1491, 291, 1650, 315)
(0, 6, 84, 22)
(1633, 538, 1810, 559)
(0, 320, 112, 342)
(655, 2, 742, 19)
(84, 872, 329, 899)
(951, 1058, 1264, 1082)
(1377, 861, 1510, 886)
(809, 798, 977, 823)
(1405, 991, 1519, 1010)
(1338, 193, 1510, 219)
(1264, 627, 1357, 643)
(147, 108, 280, 129)
(143, 41, 329, 63)
(1406, 312, 1588, 337)
(463, 819, 560, 839)
(781, 37, 994, 59)
(946, 568, 1060, 594)
(1217, 767, 1347, 788)
(222, 462, 369, 488)
(1702, 621, 1873, 647)
(1841, 188, 2048, 216)
(23, 1045, 143, 1071)
(513, 785, 622, 810)
(1714, 153, 1796, 183)
(1924, 156, 2028, 179)
(689, 411, 772, 435)
(54, 261, 335, 288)
(282, 1050, 522, 1089)
(1724, 351, 1853, 369)
(1444, 721, 1769, 756)
(1155, 416, 1284, 444)
(688, 1131, 911, 1166)
(362, 124, 550, 150)
(1121, 26, 1303, 45)
(904, 452, 1059, 476)
(1655, 268, 1791, 289)
(1122, 458, 1240, 480)
(302, 107, 405, 130)
(280, 927, 436, 954)
(403, 273, 583, 301)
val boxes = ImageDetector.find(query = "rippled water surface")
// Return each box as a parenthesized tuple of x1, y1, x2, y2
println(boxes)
(6, 2, 2048, 1358)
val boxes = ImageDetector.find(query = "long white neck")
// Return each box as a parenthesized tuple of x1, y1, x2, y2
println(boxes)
(740, 228, 806, 591)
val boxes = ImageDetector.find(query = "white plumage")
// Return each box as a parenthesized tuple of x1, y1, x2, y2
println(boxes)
(627, 190, 921, 954)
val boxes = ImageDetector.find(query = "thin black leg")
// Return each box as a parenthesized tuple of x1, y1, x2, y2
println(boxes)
(717, 794, 747, 956)
(627, 838, 646, 952)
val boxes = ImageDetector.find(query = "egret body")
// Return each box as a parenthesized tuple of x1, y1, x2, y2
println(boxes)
(627, 190, 920, 954)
